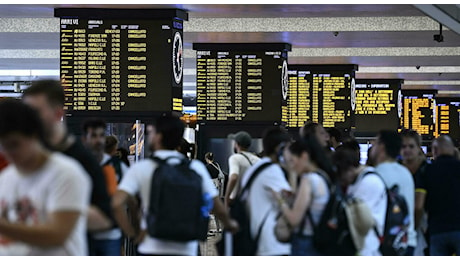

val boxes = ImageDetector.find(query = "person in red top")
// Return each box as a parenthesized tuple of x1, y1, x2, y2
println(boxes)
(0, 152, 8, 171)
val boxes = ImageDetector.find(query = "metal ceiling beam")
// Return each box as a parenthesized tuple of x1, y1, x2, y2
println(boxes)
(414, 4, 460, 35)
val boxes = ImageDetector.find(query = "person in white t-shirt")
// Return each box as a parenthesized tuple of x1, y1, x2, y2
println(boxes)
(240, 126, 292, 256)
(370, 130, 417, 255)
(224, 131, 260, 208)
(111, 114, 238, 256)
(333, 142, 387, 256)
(0, 99, 91, 256)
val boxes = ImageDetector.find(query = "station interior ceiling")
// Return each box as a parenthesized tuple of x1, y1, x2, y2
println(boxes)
(0, 4, 459, 99)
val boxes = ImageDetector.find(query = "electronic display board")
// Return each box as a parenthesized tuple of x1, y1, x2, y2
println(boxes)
(354, 79, 402, 135)
(193, 43, 291, 124)
(55, 8, 187, 117)
(401, 90, 437, 139)
(286, 65, 357, 129)
(435, 97, 460, 139)
(286, 65, 311, 128)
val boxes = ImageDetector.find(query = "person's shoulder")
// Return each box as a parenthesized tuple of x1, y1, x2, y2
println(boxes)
(394, 162, 413, 179)
(0, 165, 16, 179)
(247, 152, 261, 159)
(229, 153, 243, 160)
(51, 152, 86, 172)
(361, 169, 386, 189)
(49, 152, 91, 182)
(190, 158, 207, 171)
(259, 160, 283, 176)
(64, 139, 100, 165)
(128, 158, 156, 173)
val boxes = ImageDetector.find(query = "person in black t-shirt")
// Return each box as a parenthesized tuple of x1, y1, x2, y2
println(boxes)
(22, 80, 114, 244)
(415, 135, 460, 256)
(400, 129, 430, 255)
(205, 152, 220, 179)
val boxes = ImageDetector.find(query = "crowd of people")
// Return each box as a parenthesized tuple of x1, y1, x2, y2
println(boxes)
(0, 79, 459, 256)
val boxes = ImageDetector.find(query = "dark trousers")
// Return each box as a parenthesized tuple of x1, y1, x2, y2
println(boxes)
(430, 231, 460, 256)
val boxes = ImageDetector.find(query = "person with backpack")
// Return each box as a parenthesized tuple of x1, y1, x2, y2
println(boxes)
(370, 130, 417, 255)
(333, 144, 387, 256)
(224, 131, 260, 208)
(268, 135, 334, 255)
(111, 114, 238, 256)
(237, 126, 292, 256)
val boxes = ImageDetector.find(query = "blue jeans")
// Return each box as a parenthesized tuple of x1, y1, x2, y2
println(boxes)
(430, 231, 460, 256)
(89, 237, 122, 256)
(291, 234, 322, 256)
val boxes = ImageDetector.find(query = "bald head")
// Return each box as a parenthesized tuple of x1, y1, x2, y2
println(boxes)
(432, 135, 456, 159)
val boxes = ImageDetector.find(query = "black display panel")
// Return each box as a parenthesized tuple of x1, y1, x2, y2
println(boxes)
(193, 43, 291, 124)
(401, 90, 437, 139)
(55, 9, 187, 117)
(286, 65, 357, 130)
(435, 97, 460, 141)
(354, 79, 402, 135)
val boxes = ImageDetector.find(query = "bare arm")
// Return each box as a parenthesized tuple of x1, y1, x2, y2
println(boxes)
(224, 173, 238, 207)
(87, 205, 112, 231)
(212, 197, 238, 233)
(272, 177, 312, 227)
(414, 190, 426, 230)
(0, 211, 80, 247)
(112, 190, 137, 238)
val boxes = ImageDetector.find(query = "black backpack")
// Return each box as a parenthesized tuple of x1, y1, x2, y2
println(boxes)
(364, 171, 410, 256)
(146, 156, 210, 242)
(309, 176, 358, 256)
(217, 162, 273, 256)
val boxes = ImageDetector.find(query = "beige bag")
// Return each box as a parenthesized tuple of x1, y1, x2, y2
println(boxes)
(274, 214, 293, 243)
(344, 197, 375, 251)
(274, 190, 295, 243)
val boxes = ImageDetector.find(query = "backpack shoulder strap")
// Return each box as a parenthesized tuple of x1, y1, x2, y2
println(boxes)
(239, 152, 254, 166)
(306, 170, 335, 230)
(315, 169, 332, 190)
(362, 170, 388, 240)
(361, 169, 388, 189)
(238, 162, 272, 197)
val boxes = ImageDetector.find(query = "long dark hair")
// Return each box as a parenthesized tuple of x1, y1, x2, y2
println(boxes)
(288, 134, 336, 182)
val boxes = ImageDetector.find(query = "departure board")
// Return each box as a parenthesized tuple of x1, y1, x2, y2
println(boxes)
(435, 98, 460, 139)
(285, 65, 357, 129)
(354, 79, 402, 135)
(286, 66, 311, 128)
(400, 90, 437, 138)
(193, 43, 291, 123)
(55, 9, 188, 116)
